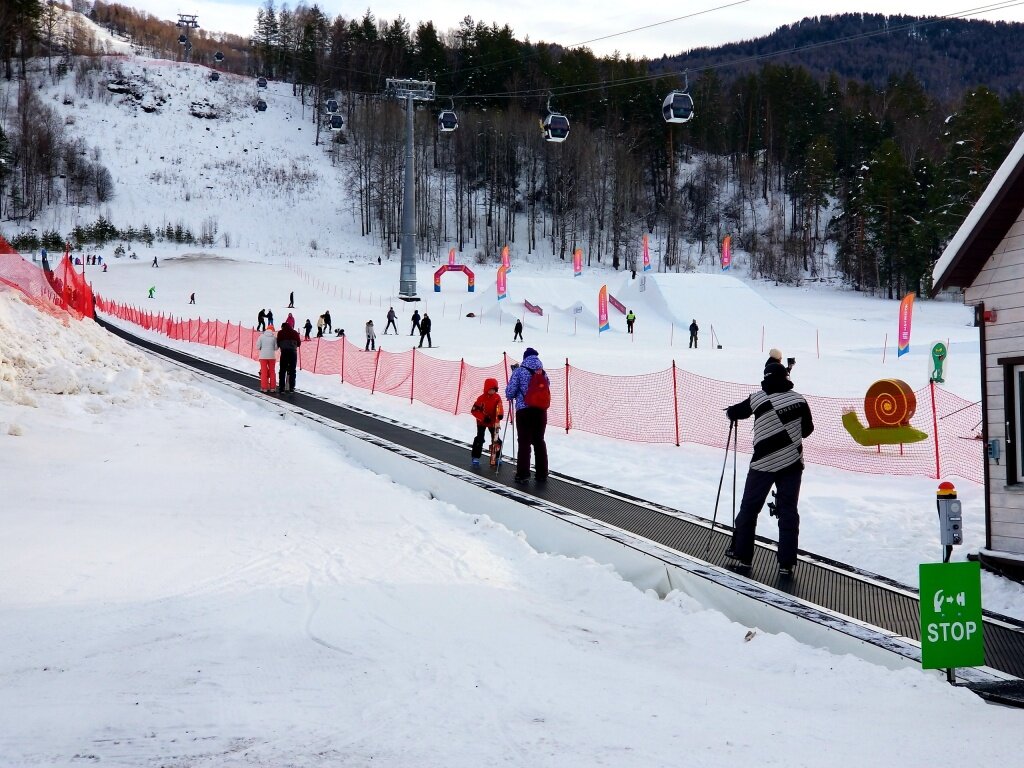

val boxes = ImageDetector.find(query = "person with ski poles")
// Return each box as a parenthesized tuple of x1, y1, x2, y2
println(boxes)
(505, 347, 550, 484)
(469, 378, 504, 467)
(384, 306, 399, 334)
(723, 359, 814, 577)
(513, 318, 524, 342)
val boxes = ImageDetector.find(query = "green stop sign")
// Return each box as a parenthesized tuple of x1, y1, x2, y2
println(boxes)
(919, 561, 984, 669)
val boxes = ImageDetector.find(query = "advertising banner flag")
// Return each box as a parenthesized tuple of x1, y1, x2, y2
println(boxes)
(573, 248, 583, 277)
(898, 292, 915, 357)
(721, 235, 732, 270)
(501, 245, 511, 273)
(598, 285, 610, 332)
(642, 235, 652, 272)
(497, 265, 507, 301)
(448, 247, 456, 266)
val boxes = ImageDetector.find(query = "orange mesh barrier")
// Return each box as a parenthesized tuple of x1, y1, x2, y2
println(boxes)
(0, 241, 92, 320)
(94, 293, 986, 484)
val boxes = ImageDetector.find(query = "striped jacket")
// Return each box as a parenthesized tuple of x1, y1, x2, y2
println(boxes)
(727, 388, 814, 473)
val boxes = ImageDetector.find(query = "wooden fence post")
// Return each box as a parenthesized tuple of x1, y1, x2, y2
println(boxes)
(672, 360, 680, 447)
(454, 358, 464, 414)
(565, 357, 570, 433)
(371, 348, 381, 394)
(410, 347, 416, 403)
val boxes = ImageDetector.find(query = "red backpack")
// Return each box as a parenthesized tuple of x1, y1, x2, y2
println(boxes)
(523, 368, 551, 410)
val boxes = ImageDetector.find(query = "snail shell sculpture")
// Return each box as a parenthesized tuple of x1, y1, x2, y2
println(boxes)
(842, 379, 928, 446)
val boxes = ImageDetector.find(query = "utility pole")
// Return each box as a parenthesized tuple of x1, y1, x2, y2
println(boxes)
(385, 78, 435, 301)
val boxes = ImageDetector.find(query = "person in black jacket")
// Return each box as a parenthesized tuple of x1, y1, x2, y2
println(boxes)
(303, 318, 313, 340)
(323, 310, 332, 333)
(513, 318, 524, 342)
(276, 321, 302, 393)
(410, 309, 421, 336)
(418, 313, 432, 348)
(688, 319, 699, 348)
(724, 361, 814, 577)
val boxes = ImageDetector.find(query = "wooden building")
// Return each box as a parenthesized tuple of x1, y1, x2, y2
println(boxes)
(932, 130, 1024, 579)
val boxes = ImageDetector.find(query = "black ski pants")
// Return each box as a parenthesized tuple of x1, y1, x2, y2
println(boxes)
(728, 464, 803, 567)
(278, 350, 298, 392)
(410, 321, 420, 336)
(418, 331, 432, 348)
(385, 318, 398, 334)
(472, 423, 498, 459)
(515, 407, 548, 479)
(689, 333, 698, 348)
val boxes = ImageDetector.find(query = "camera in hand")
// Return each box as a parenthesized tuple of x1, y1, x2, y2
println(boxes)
(786, 357, 796, 372)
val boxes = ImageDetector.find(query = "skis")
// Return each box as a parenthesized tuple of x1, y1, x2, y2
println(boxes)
(489, 438, 503, 468)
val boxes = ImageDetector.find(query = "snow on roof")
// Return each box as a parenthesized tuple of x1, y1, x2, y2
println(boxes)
(932, 129, 1024, 288)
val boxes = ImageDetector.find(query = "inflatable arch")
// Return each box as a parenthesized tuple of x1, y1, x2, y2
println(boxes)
(434, 264, 475, 292)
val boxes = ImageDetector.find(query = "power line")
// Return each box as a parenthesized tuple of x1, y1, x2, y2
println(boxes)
(458, 1, 1024, 101)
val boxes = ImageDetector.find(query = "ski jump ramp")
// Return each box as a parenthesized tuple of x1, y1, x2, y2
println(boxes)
(445, 269, 809, 347)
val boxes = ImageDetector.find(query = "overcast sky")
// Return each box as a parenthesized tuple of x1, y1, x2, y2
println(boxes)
(127, 1, 1024, 58)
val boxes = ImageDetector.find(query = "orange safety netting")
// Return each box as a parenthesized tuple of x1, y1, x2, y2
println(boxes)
(0, 238, 94, 320)
(94, 294, 986, 485)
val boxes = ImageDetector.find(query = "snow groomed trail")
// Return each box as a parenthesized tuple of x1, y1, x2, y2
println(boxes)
(98, 316, 1024, 706)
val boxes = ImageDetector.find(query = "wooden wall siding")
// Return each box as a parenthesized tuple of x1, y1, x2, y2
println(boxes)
(968, 206, 1024, 554)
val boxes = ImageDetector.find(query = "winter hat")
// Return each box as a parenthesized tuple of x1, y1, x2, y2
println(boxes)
(267, 324, 275, 331)
(483, 377, 499, 393)
(523, 347, 538, 359)
(762, 360, 793, 392)
(767, 348, 782, 362)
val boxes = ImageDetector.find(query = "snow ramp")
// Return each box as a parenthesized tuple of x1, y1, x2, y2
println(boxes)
(614, 272, 812, 349)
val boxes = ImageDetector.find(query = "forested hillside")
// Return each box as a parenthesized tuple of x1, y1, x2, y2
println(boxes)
(3, 3, 1024, 297)
(660, 14, 1024, 102)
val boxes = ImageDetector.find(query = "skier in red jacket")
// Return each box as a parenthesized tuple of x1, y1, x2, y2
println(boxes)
(470, 377, 504, 467)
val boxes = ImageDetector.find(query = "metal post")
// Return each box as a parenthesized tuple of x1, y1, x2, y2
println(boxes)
(399, 93, 417, 298)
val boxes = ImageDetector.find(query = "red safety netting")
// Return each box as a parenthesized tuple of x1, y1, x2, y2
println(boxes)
(0, 238, 93, 320)
(94, 293, 986, 485)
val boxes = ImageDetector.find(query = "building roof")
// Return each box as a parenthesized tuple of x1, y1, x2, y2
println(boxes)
(931, 130, 1024, 295)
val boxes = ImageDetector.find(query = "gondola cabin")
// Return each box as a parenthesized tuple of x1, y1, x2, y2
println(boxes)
(325, 99, 339, 114)
(214, 51, 224, 62)
(543, 113, 570, 143)
(438, 110, 459, 133)
(257, 77, 268, 88)
(256, 98, 267, 112)
(662, 91, 695, 124)
(209, 72, 220, 82)
(178, 34, 188, 44)
(329, 114, 344, 131)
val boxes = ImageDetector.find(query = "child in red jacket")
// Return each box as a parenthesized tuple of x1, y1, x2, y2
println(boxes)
(470, 378, 504, 466)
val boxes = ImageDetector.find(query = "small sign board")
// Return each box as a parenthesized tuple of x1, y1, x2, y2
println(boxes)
(918, 561, 984, 669)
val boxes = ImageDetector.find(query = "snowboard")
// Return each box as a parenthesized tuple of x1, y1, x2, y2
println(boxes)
(489, 438, 502, 467)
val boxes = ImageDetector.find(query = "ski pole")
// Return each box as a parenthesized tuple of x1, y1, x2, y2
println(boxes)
(706, 420, 736, 552)
(731, 419, 738, 526)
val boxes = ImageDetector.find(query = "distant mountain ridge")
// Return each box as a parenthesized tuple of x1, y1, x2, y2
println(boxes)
(657, 14, 1024, 101)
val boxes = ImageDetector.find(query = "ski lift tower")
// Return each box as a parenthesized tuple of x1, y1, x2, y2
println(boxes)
(385, 78, 435, 301)
(176, 14, 199, 63)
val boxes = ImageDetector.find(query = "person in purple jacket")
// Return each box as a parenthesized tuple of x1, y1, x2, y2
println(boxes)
(504, 347, 550, 484)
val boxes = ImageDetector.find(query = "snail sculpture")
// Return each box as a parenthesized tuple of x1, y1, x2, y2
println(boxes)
(841, 379, 928, 446)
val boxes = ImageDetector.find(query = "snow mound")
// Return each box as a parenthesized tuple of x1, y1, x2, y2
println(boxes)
(0, 287, 184, 406)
